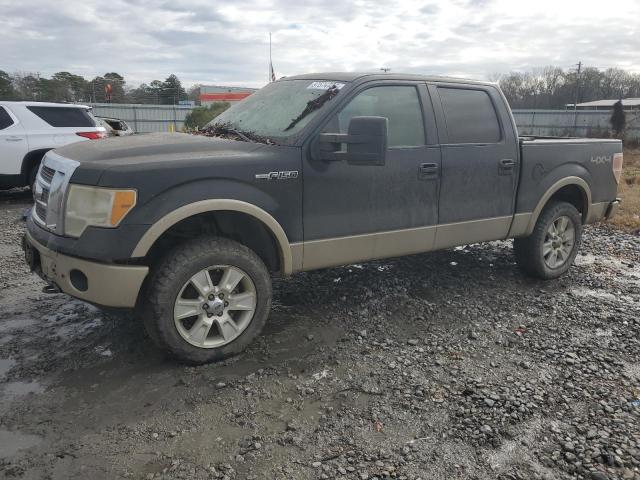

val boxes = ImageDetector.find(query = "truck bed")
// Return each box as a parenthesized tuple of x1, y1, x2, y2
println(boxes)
(515, 136, 622, 224)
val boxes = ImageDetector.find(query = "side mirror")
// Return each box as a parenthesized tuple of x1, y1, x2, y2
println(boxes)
(313, 116, 388, 166)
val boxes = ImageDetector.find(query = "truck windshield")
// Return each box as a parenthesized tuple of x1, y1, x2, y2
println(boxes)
(205, 80, 346, 143)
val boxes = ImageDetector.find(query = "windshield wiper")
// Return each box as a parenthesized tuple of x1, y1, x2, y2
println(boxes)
(284, 85, 341, 132)
(198, 122, 275, 145)
(228, 127, 253, 143)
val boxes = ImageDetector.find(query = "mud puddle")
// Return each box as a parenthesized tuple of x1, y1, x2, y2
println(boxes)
(0, 430, 42, 459)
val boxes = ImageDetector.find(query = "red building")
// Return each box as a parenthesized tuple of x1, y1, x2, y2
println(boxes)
(199, 86, 256, 106)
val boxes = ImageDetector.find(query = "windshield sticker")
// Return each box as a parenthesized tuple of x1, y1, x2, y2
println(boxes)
(307, 81, 345, 90)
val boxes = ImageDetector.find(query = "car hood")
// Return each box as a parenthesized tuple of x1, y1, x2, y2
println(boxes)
(56, 132, 264, 165)
(57, 132, 274, 186)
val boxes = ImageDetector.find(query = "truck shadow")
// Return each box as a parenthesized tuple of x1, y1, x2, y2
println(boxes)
(0, 187, 32, 205)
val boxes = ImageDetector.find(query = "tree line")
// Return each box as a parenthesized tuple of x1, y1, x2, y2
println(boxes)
(0, 70, 194, 105)
(2, 66, 639, 109)
(492, 66, 640, 109)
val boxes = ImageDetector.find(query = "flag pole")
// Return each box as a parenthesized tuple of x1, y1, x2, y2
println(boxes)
(269, 32, 272, 82)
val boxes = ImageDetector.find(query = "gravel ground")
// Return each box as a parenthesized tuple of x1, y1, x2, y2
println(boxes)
(0, 188, 639, 480)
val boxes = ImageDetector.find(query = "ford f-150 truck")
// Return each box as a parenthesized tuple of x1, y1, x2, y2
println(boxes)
(22, 73, 623, 364)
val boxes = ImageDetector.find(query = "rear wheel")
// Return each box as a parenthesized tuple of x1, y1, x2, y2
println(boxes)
(513, 201, 582, 279)
(142, 236, 272, 364)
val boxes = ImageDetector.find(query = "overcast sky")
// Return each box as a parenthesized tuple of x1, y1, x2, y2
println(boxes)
(1, 0, 639, 88)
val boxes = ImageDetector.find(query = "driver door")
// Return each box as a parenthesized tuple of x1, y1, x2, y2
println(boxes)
(301, 82, 441, 270)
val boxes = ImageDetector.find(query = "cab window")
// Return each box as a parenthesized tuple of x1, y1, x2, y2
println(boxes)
(326, 85, 425, 148)
(437, 87, 501, 144)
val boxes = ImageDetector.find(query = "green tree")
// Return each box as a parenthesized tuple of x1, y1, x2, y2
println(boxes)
(104, 72, 126, 102)
(161, 74, 187, 104)
(87, 73, 126, 103)
(12, 73, 43, 100)
(184, 103, 230, 130)
(0, 70, 16, 99)
(187, 84, 201, 105)
(51, 71, 88, 102)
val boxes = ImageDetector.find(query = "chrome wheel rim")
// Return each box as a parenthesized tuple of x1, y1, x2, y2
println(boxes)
(543, 215, 575, 269)
(173, 265, 257, 349)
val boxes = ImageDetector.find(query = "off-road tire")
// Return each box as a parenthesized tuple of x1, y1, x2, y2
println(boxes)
(513, 201, 582, 280)
(142, 236, 272, 364)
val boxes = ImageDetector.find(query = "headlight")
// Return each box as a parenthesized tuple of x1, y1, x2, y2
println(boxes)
(64, 185, 137, 237)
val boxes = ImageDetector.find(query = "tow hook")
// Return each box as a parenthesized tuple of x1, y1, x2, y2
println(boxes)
(42, 284, 61, 294)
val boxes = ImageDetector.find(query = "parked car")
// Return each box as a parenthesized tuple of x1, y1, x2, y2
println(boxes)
(96, 116, 134, 137)
(0, 102, 106, 190)
(22, 73, 623, 364)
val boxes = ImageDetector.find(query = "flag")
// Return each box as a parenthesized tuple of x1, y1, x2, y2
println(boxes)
(270, 61, 276, 82)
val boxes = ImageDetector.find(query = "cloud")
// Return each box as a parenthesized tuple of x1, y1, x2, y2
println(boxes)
(0, 0, 638, 88)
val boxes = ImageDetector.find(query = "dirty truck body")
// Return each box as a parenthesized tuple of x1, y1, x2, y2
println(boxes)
(23, 73, 623, 363)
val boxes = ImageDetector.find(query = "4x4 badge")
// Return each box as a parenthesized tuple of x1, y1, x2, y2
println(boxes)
(255, 171, 299, 180)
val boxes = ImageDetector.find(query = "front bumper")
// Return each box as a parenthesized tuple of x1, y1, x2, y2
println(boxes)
(23, 231, 148, 308)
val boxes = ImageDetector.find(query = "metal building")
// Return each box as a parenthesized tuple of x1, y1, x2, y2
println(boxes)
(565, 98, 640, 111)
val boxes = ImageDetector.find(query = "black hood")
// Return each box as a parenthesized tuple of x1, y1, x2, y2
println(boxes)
(62, 132, 301, 208)
(57, 132, 263, 166)
(61, 133, 271, 186)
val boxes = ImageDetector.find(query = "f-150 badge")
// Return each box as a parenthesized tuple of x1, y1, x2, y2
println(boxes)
(255, 171, 299, 180)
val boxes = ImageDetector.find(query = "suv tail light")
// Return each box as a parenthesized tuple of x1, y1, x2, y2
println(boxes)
(613, 152, 623, 184)
(76, 131, 106, 140)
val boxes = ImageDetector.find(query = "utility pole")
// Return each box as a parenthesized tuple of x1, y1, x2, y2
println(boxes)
(269, 32, 274, 82)
(573, 61, 582, 134)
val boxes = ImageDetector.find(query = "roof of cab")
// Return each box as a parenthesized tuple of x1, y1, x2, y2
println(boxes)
(282, 72, 495, 86)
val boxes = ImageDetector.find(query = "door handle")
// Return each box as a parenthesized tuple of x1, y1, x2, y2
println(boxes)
(500, 159, 515, 168)
(5, 136, 24, 142)
(499, 158, 515, 175)
(419, 163, 438, 180)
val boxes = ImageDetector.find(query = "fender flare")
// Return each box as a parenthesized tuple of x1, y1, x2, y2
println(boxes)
(525, 176, 592, 235)
(131, 199, 293, 275)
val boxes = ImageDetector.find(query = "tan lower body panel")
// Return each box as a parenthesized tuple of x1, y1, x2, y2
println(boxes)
(290, 242, 304, 272)
(507, 213, 533, 238)
(299, 216, 513, 272)
(433, 216, 512, 250)
(301, 224, 437, 271)
(586, 202, 610, 224)
(26, 232, 149, 308)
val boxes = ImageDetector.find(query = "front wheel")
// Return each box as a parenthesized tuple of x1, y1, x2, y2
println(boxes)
(513, 201, 583, 280)
(142, 236, 272, 364)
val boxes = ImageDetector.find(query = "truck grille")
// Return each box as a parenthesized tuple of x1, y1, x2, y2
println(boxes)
(33, 168, 54, 227)
(35, 201, 47, 221)
(31, 152, 80, 234)
(40, 165, 56, 183)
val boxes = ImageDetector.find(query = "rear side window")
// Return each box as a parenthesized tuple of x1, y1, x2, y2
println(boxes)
(437, 87, 501, 144)
(26, 106, 96, 127)
(0, 107, 14, 130)
(333, 85, 425, 147)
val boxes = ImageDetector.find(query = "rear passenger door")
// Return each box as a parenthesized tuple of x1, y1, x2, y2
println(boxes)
(428, 83, 519, 248)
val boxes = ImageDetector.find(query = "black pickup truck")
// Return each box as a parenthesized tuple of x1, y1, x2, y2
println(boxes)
(23, 73, 623, 363)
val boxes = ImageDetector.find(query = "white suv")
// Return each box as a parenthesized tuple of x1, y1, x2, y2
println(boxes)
(0, 102, 106, 190)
